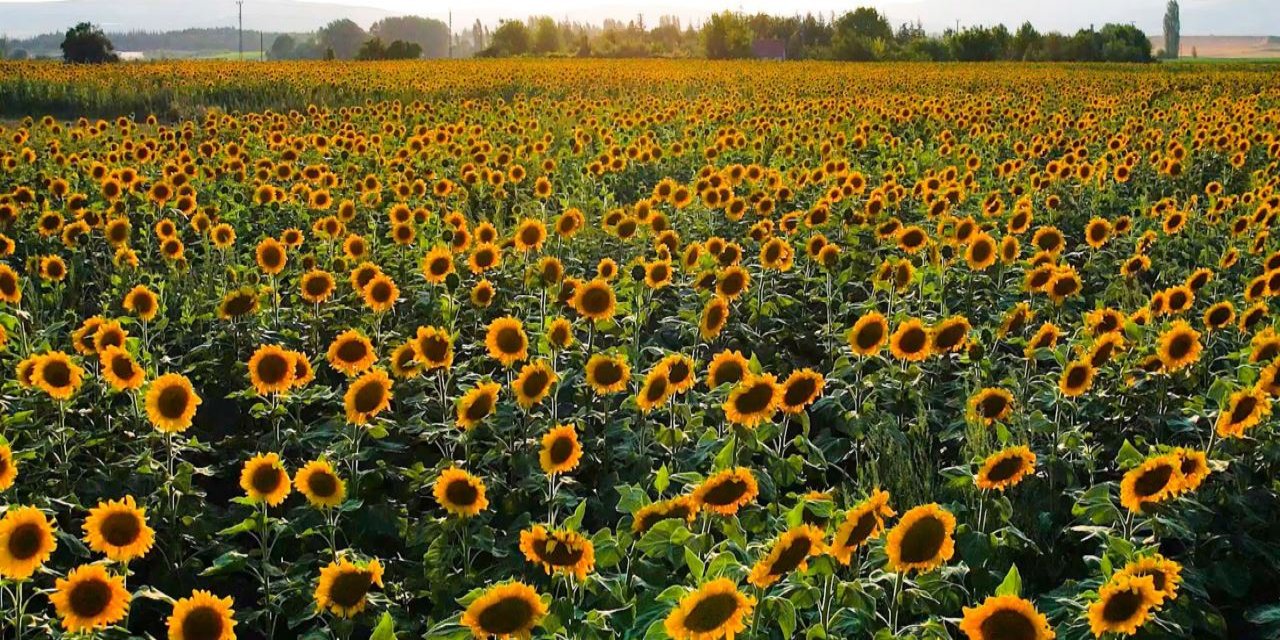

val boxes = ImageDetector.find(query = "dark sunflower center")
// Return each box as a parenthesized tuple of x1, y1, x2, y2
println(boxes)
(8, 522, 43, 560)
(581, 287, 611, 314)
(979, 394, 1008, 419)
(783, 379, 817, 407)
(1101, 589, 1144, 623)
(705, 304, 726, 327)
(68, 578, 113, 618)
(308, 472, 339, 498)
(521, 370, 550, 397)
(257, 353, 291, 385)
(734, 382, 775, 415)
(430, 257, 450, 276)
(971, 242, 992, 262)
(420, 337, 449, 362)
(42, 360, 72, 388)
(337, 339, 369, 364)
(768, 537, 813, 576)
(328, 570, 374, 608)
(720, 273, 745, 296)
(535, 535, 585, 566)
(496, 327, 524, 355)
(1167, 334, 1193, 360)
(644, 377, 669, 402)
(897, 515, 946, 563)
(985, 455, 1026, 483)
(180, 605, 224, 640)
(305, 276, 330, 297)
(1208, 307, 1230, 325)
(261, 247, 283, 268)
(445, 479, 479, 506)
(839, 511, 877, 550)
(251, 465, 284, 495)
(99, 511, 142, 546)
(668, 361, 691, 386)
(157, 384, 191, 419)
(702, 479, 748, 506)
(682, 592, 741, 633)
(476, 595, 535, 635)
(369, 281, 393, 303)
(222, 293, 255, 317)
(899, 327, 927, 354)
(476, 250, 495, 268)
(713, 362, 744, 386)
(464, 393, 494, 421)
(593, 361, 623, 386)
(1066, 365, 1089, 389)
(902, 230, 924, 247)
(1135, 568, 1166, 592)
(855, 322, 885, 350)
(935, 324, 965, 350)
(0, 273, 16, 296)
(132, 295, 155, 314)
(353, 380, 387, 414)
(549, 436, 574, 464)
(979, 608, 1038, 640)
(1133, 465, 1175, 499)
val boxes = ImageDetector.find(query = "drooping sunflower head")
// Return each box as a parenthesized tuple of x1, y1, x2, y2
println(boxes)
(434, 467, 488, 517)
(539, 424, 582, 475)
(693, 467, 759, 516)
(295, 459, 346, 509)
(975, 446, 1037, 492)
(724, 373, 781, 427)
(145, 373, 202, 433)
(485, 316, 529, 367)
(519, 525, 596, 580)
(664, 578, 755, 640)
(167, 589, 236, 640)
(0, 506, 57, 580)
(461, 581, 547, 640)
(50, 563, 130, 633)
(958, 594, 1055, 640)
(747, 524, 826, 588)
(456, 381, 501, 430)
(633, 496, 700, 534)
(314, 557, 384, 618)
(780, 368, 824, 413)
(829, 489, 895, 565)
(239, 452, 292, 507)
(1088, 574, 1159, 637)
(885, 503, 956, 573)
(83, 495, 154, 563)
(343, 368, 393, 425)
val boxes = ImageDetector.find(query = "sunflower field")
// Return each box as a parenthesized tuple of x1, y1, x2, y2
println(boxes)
(1, 59, 1279, 640)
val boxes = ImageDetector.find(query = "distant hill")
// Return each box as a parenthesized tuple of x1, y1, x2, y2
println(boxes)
(0, 0, 393, 38)
(1149, 35, 1280, 58)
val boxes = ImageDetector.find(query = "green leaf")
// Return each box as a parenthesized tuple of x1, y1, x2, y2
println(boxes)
(1115, 439, 1143, 469)
(370, 612, 397, 640)
(655, 464, 670, 495)
(564, 499, 588, 532)
(713, 436, 736, 470)
(776, 597, 797, 639)
(684, 546, 704, 582)
(995, 564, 1022, 597)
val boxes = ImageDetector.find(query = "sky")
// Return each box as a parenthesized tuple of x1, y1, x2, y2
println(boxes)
(0, 0, 1273, 36)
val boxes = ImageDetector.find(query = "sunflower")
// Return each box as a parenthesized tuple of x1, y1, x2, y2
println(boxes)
(513, 360, 557, 409)
(99, 346, 145, 391)
(724, 373, 781, 427)
(664, 578, 755, 640)
(931, 315, 971, 353)
(434, 467, 489, 517)
(256, 237, 287, 275)
(885, 503, 956, 573)
(693, 467, 759, 516)
(847, 311, 889, 356)
(1086, 332, 1125, 367)
(716, 266, 751, 300)
(344, 368, 393, 425)
(314, 557, 384, 618)
(633, 496, 700, 533)
(1156, 320, 1202, 372)
(1058, 360, 1095, 398)
(74, 317, 108, 355)
(1024, 323, 1062, 358)
(33, 351, 84, 400)
(779, 369, 824, 413)
(889, 318, 931, 362)
(50, 564, 131, 632)
(217, 287, 260, 320)
(1120, 454, 1184, 513)
(547, 317, 574, 350)
(0, 506, 57, 579)
(959, 595, 1055, 640)
(248, 344, 296, 395)
(747, 524, 826, 588)
(577, 355, 628, 397)
(461, 581, 547, 639)
(420, 245, 455, 284)
(239, 453, 292, 506)
(0, 444, 16, 492)
(1087, 575, 1159, 637)
(412, 326, 453, 370)
(362, 273, 399, 313)
(327, 329, 377, 376)
(520, 525, 596, 580)
(300, 269, 336, 304)
(457, 381, 501, 430)
(295, 459, 347, 509)
(1115, 554, 1182, 605)
(897, 225, 929, 253)
(706, 350, 749, 388)
(539, 424, 582, 475)
(975, 446, 1037, 491)
(468, 242, 503, 274)
(0, 264, 21, 304)
(485, 316, 529, 367)
(636, 365, 674, 412)
(573, 278, 617, 322)
(146, 373, 202, 433)
(829, 489, 895, 565)
(660, 353, 698, 394)
(699, 296, 730, 340)
(167, 590, 236, 640)
(1216, 387, 1272, 438)
(513, 218, 547, 252)
(83, 495, 154, 562)
(123, 284, 160, 321)
(39, 254, 68, 282)
(92, 320, 128, 353)
(292, 352, 316, 389)
(968, 388, 1014, 425)
(1172, 447, 1211, 493)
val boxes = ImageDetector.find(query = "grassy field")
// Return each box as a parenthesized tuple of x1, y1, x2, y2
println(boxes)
(0, 60, 1278, 639)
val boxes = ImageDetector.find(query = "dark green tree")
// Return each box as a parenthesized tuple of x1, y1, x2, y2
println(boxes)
(317, 19, 367, 59)
(531, 17, 562, 54)
(369, 16, 448, 58)
(702, 11, 753, 59)
(60, 22, 118, 64)
(485, 20, 531, 56)
(1163, 0, 1180, 59)
(268, 34, 296, 60)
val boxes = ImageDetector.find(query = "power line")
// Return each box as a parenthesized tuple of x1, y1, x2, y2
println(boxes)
(237, 0, 244, 60)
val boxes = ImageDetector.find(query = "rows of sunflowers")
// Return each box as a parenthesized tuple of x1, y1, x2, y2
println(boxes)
(0, 59, 1279, 639)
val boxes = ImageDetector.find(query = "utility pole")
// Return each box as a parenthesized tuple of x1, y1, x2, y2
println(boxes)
(237, 0, 245, 60)
(449, 10, 453, 59)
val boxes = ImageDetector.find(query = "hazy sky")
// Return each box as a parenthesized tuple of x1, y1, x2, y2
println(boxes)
(0, 0, 1273, 35)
